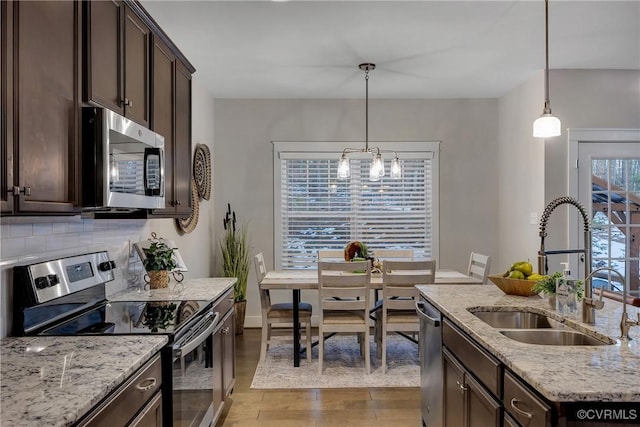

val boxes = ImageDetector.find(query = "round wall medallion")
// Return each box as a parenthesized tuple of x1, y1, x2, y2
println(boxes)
(193, 144, 211, 201)
(176, 178, 199, 234)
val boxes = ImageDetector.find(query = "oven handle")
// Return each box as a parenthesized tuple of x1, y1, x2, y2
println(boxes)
(173, 311, 220, 357)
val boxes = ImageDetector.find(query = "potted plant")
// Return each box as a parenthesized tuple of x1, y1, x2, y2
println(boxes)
(220, 204, 250, 334)
(143, 241, 177, 289)
(532, 272, 584, 308)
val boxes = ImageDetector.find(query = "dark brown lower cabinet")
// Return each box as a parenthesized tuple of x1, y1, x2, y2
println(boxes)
(443, 348, 501, 427)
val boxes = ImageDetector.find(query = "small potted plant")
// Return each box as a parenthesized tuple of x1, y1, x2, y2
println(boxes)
(143, 241, 177, 289)
(532, 272, 584, 308)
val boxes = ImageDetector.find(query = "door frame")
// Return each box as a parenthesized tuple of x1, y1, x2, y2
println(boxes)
(568, 128, 640, 278)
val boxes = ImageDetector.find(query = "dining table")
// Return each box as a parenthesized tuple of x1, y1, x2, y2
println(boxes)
(260, 269, 483, 367)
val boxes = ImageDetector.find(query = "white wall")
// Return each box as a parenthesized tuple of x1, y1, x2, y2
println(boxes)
(212, 98, 500, 327)
(0, 78, 216, 338)
(497, 69, 640, 276)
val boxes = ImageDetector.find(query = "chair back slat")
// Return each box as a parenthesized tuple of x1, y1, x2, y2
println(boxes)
(373, 249, 414, 260)
(318, 249, 346, 261)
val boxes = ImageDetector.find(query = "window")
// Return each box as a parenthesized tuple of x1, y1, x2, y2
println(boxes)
(274, 141, 439, 269)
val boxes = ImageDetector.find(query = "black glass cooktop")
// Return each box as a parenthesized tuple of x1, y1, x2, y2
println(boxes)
(40, 300, 211, 336)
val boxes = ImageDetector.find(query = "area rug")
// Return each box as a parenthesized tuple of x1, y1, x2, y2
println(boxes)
(251, 334, 419, 389)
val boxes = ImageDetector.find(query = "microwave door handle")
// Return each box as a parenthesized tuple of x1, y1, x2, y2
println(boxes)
(143, 147, 162, 196)
(173, 312, 220, 356)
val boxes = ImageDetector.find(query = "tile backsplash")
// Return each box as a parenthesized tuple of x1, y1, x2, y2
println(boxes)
(0, 216, 152, 338)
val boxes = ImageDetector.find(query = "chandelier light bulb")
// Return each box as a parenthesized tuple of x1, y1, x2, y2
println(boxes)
(369, 153, 384, 181)
(337, 154, 351, 179)
(390, 156, 401, 179)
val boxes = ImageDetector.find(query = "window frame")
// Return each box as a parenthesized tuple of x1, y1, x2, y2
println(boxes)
(273, 141, 440, 269)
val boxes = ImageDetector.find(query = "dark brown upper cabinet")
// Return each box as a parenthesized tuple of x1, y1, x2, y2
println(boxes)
(84, 0, 150, 128)
(149, 35, 192, 217)
(1, 0, 81, 215)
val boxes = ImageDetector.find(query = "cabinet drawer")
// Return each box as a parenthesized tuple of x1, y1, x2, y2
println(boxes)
(504, 370, 551, 427)
(442, 318, 502, 396)
(78, 354, 162, 427)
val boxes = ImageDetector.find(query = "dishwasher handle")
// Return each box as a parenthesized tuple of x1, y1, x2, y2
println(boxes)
(416, 301, 441, 327)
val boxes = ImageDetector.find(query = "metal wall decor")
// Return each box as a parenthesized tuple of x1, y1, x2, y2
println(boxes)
(193, 144, 211, 200)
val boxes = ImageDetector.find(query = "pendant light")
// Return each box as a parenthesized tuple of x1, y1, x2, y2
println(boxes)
(533, 0, 561, 138)
(337, 63, 401, 181)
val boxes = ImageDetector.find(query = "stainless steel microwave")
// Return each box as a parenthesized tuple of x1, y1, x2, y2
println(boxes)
(82, 107, 165, 210)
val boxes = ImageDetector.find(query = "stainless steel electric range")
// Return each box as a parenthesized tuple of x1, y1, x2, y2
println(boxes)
(12, 251, 220, 427)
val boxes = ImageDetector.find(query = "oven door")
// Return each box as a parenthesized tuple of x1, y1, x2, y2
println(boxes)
(172, 310, 219, 427)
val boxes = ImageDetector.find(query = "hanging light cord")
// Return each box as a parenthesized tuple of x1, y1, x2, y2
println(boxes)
(365, 67, 370, 152)
(543, 0, 551, 113)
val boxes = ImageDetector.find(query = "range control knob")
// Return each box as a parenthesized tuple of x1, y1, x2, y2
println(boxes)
(34, 274, 59, 289)
(98, 260, 116, 271)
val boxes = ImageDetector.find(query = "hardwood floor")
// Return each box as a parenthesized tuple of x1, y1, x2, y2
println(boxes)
(218, 328, 422, 427)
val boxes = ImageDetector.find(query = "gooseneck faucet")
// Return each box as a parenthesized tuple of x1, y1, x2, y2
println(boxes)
(585, 267, 640, 340)
(538, 196, 599, 324)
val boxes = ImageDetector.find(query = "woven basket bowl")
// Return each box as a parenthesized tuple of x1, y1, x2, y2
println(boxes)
(488, 274, 538, 297)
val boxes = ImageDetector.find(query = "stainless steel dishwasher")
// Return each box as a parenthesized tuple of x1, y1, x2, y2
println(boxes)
(416, 298, 443, 427)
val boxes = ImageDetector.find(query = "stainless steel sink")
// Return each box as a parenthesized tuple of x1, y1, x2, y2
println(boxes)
(499, 329, 614, 346)
(470, 310, 558, 329)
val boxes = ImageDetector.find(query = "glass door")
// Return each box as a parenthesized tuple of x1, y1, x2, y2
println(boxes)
(577, 141, 640, 294)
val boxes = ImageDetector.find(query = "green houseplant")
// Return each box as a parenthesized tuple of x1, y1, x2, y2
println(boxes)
(143, 241, 177, 289)
(220, 204, 250, 334)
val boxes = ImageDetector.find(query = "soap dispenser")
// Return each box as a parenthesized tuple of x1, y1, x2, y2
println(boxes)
(556, 262, 579, 315)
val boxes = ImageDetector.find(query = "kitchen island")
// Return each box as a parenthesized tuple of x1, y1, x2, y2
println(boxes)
(417, 284, 640, 426)
(0, 335, 167, 427)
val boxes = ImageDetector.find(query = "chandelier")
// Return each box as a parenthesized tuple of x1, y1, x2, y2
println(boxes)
(337, 63, 401, 181)
(533, 0, 561, 138)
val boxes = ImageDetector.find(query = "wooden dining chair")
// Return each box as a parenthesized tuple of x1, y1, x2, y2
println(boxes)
(254, 253, 313, 363)
(317, 260, 372, 374)
(375, 259, 435, 374)
(467, 252, 492, 284)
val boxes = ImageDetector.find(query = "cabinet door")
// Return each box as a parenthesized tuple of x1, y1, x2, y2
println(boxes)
(151, 36, 175, 211)
(212, 321, 225, 423)
(123, 5, 149, 127)
(222, 310, 236, 397)
(466, 374, 501, 427)
(443, 349, 466, 427)
(14, 0, 80, 214)
(85, 0, 123, 115)
(173, 61, 192, 215)
(1, 0, 13, 214)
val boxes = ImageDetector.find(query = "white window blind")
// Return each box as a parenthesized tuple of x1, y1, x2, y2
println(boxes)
(274, 142, 439, 269)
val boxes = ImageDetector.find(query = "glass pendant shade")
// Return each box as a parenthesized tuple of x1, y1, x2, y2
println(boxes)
(369, 153, 384, 181)
(337, 154, 351, 179)
(390, 157, 401, 179)
(533, 113, 561, 138)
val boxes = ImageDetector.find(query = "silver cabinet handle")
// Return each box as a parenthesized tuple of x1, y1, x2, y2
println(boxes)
(456, 380, 467, 393)
(9, 186, 31, 196)
(222, 326, 230, 334)
(135, 377, 157, 392)
(510, 398, 533, 419)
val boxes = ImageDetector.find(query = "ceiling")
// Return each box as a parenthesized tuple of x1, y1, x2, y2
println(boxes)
(141, 0, 640, 99)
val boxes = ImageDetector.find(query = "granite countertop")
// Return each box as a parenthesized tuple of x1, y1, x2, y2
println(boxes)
(108, 277, 236, 302)
(417, 285, 640, 402)
(0, 335, 167, 427)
